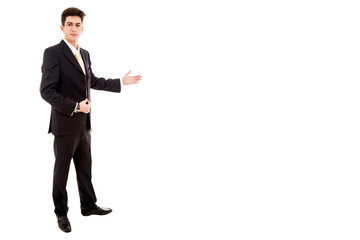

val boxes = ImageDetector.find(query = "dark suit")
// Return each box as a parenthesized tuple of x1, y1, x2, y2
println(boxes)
(40, 40, 120, 216)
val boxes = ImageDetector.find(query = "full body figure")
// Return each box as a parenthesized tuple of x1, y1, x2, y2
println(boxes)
(40, 8, 141, 233)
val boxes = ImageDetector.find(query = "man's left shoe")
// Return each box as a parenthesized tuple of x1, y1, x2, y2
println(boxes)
(82, 205, 112, 216)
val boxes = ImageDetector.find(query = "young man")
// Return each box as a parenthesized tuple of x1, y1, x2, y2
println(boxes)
(40, 7, 142, 233)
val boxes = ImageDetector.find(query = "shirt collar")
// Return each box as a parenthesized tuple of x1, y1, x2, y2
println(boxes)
(63, 38, 80, 55)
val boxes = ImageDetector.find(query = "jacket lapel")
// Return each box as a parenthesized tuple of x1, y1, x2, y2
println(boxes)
(80, 50, 89, 75)
(60, 40, 85, 75)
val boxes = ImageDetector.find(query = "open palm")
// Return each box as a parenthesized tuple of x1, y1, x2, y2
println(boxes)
(122, 70, 142, 85)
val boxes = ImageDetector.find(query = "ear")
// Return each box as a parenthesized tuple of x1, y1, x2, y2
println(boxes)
(60, 25, 64, 33)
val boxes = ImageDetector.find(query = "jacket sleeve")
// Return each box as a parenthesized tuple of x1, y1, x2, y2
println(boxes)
(87, 52, 121, 93)
(40, 48, 77, 116)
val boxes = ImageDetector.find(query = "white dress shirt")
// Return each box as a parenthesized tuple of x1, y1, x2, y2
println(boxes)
(63, 38, 81, 56)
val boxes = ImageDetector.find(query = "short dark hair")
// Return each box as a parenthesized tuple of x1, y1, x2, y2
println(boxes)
(61, 7, 86, 26)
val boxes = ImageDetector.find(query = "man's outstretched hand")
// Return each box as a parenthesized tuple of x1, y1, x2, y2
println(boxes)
(122, 70, 142, 85)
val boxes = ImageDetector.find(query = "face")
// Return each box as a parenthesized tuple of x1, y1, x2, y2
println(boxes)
(61, 16, 83, 47)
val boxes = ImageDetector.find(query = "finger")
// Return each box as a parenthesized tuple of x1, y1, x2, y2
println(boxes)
(127, 69, 131, 75)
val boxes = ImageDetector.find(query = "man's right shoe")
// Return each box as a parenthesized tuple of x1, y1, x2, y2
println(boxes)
(57, 216, 71, 233)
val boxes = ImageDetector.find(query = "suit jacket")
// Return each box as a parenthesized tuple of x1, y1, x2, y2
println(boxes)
(40, 40, 121, 136)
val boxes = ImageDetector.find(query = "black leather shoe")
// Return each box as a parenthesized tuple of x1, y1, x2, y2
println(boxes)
(57, 216, 71, 233)
(82, 205, 112, 216)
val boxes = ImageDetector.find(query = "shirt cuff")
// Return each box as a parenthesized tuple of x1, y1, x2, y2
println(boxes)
(71, 102, 79, 116)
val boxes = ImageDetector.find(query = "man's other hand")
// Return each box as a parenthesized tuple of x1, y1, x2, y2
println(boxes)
(79, 98, 91, 114)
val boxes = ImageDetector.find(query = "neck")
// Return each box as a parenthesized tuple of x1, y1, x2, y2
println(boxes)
(65, 38, 78, 49)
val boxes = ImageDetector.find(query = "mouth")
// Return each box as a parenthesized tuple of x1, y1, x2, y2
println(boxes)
(70, 34, 78, 37)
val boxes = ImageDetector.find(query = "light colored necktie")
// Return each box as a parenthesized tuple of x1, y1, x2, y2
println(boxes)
(75, 51, 86, 74)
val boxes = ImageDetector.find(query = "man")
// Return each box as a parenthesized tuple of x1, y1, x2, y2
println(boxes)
(40, 7, 142, 233)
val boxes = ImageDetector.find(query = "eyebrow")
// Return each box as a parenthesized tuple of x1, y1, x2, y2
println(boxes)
(66, 22, 82, 25)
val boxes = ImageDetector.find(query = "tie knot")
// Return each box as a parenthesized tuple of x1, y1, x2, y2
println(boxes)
(75, 51, 81, 59)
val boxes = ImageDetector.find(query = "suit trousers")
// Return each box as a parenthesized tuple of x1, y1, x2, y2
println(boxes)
(52, 130, 97, 216)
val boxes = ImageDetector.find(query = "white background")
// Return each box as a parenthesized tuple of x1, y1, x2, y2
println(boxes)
(0, 0, 359, 239)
